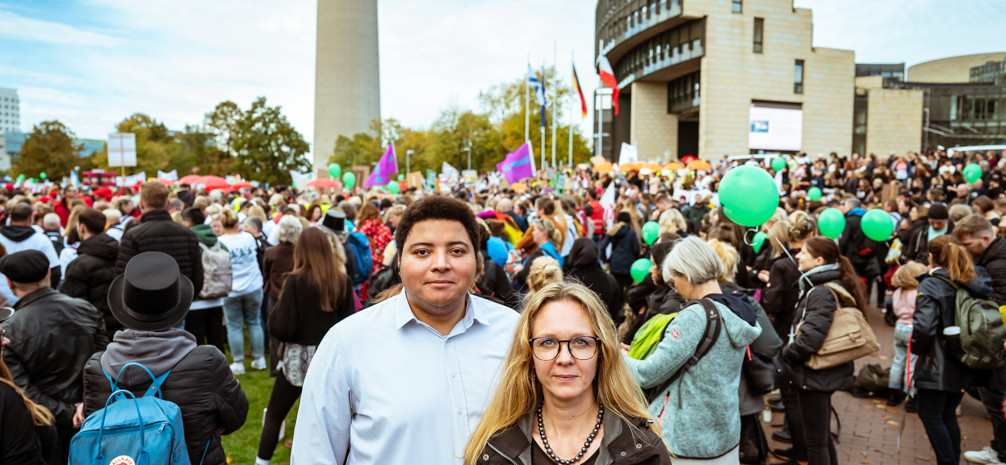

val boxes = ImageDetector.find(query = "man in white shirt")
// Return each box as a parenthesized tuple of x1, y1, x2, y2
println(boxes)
(290, 195, 519, 465)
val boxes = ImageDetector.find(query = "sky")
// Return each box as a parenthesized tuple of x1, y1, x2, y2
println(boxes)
(1, 0, 1004, 153)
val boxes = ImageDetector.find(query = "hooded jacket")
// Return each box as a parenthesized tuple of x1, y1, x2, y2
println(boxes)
(780, 269, 857, 392)
(911, 267, 993, 392)
(624, 297, 761, 459)
(762, 249, 803, 340)
(903, 220, 955, 266)
(0, 224, 62, 288)
(974, 236, 1006, 305)
(565, 238, 623, 323)
(60, 233, 120, 338)
(600, 223, 640, 276)
(478, 411, 671, 465)
(720, 282, 783, 416)
(83, 329, 249, 465)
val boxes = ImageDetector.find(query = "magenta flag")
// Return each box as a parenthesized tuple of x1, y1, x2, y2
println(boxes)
(365, 143, 398, 188)
(496, 142, 535, 184)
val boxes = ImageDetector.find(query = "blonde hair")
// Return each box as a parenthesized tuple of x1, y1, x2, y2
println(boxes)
(891, 262, 926, 290)
(707, 239, 739, 282)
(787, 210, 817, 241)
(526, 256, 562, 293)
(0, 359, 54, 426)
(219, 208, 239, 228)
(658, 209, 688, 235)
(463, 281, 659, 465)
(767, 220, 791, 259)
(534, 219, 562, 244)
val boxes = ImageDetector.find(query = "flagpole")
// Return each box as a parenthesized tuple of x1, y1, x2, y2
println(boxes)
(551, 41, 557, 170)
(569, 50, 574, 168)
(524, 54, 529, 143)
(541, 61, 546, 172)
(597, 88, 603, 160)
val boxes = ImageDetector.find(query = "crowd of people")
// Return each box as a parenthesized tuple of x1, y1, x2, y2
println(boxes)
(0, 146, 1005, 465)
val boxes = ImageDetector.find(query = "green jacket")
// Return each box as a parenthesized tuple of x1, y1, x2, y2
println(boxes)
(624, 299, 761, 459)
(191, 224, 224, 249)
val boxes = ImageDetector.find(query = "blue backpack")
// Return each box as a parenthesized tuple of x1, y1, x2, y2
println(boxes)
(346, 231, 374, 284)
(70, 362, 198, 465)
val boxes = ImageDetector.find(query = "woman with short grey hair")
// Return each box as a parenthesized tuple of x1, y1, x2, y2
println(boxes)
(624, 236, 761, 463)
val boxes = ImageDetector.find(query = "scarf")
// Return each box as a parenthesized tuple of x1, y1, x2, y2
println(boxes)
(927, 225, 948, 242)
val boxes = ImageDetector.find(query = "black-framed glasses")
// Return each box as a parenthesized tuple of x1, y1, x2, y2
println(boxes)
(528, 336, 600, 361)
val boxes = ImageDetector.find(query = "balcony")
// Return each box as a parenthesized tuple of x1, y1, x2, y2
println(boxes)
(613, 19, 704, 84)
(596, 0, 684, 65)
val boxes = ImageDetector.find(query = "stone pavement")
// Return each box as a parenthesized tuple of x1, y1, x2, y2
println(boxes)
(765, 305, 997, 464)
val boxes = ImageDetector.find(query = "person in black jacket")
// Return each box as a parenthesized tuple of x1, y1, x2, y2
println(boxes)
(781, 237, 868, 465)
(902, 203, 953, 266)
(912, 234, 994, 465)
(0, 250, 108, 463)
(82, 251, 248, 465)
(259, 228, 356, 465)
(952, 214, 1006, 465)
(600, 211, 641, 292)
(1, 306, 56, 465)
(838, 198, 882, 282)
(60, 208, 120, 339)
(114, 181, 204, 297)
(565, 237, 623, 324)
(621, 240, 685, 345)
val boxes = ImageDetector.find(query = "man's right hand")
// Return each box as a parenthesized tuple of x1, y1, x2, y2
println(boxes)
(72, 402, 85, 428)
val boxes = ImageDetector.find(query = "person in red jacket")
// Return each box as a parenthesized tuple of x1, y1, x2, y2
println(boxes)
(53, 186, 78, 227)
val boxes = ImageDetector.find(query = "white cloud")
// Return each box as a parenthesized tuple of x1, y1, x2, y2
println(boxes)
(0, 10, 120, 46)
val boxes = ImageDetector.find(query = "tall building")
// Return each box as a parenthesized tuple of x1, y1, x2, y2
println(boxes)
(595, 0, 854, 161)
(314, 0, 381, 174)
(0, 88, 20, 134)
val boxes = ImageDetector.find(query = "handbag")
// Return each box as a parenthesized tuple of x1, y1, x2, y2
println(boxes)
(798, 283, 880, 370)
(742, 349, 777, 395)
(277, 342, 318, 387)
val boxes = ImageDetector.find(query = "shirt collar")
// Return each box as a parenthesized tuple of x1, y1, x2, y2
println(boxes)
(393, 290, 493, 333)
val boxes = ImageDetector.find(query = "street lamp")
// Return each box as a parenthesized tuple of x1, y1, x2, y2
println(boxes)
(406, 149, 414, 174)
(464, 143, 472, 170)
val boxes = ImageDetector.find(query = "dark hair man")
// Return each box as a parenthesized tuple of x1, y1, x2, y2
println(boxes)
(60, 208, 120, 339)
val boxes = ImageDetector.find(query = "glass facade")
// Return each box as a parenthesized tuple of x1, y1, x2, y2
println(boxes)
(667, 71, 701, 113)
(595, 0, 683, 59)
(753, 18, 763, 54)
(885, 80, 1006, 149)
(794, 60, 804, 94)
(855, 63, 905, 80)
(971, 59, 1005, 85)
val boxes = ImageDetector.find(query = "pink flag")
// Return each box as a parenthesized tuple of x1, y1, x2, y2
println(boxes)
(365, 143, 398, 188)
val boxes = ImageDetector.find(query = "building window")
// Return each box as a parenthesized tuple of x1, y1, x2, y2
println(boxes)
(794, 59, 804, 94)
(732, 0, 742, 13)
(753, 18, 763, 53)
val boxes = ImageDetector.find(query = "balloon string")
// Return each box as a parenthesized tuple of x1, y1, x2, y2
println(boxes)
(743, 227, 757, 246)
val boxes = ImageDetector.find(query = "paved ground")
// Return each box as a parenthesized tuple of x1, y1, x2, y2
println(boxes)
(765, 304, 996, 464)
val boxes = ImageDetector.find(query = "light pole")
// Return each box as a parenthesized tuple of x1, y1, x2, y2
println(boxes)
(464, 143, 472, 170)
(406, 149, 414, 174)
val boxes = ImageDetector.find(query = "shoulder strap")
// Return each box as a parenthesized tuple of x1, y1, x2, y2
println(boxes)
(645, 298, 721, 403)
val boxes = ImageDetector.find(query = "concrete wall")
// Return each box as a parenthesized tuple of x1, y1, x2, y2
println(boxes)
(630, 81, 679, 159)
(864, 87, 924, 156)
(314, 0, 381, 173)
(907, 52, 1006, 83)
(682, 0, 853, 157)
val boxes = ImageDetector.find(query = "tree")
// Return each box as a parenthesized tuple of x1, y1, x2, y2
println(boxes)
(14, 120, 83, 180)
(227, 97, 311, 185)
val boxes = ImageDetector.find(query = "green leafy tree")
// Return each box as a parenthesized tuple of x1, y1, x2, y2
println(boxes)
(227, 97, 311, 185)
(14, 120, 83, 180)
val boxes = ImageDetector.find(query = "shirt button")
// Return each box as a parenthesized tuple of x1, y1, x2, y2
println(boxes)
(620, 451, 627, 456)
(451, 372, 458, 378)
(636, 444, 642, 449)
(483, 454, 489, 461)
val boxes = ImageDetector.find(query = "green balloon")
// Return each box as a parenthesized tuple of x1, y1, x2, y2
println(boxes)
(752, 231, 768, 254)
(642, 221, 660, 246)
(386, 181, 400, 194)
(818, 208, 846, 239)
(807, 186, 822, 201)
(630, 258, 653, 283)
(771, 157, 786, 172)
(719, 166, 779, 227)
(861, 209, 894, 241)
(963, 163, 982, 184)
(328, 162, 341, 178)
(342, 172, 356, 188)
(40, 172, 46, 180)
(16, 174, 24, 181)
(398, 174, 405, 181)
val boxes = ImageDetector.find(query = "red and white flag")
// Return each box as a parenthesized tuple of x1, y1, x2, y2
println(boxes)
(597, 56, 620, 115)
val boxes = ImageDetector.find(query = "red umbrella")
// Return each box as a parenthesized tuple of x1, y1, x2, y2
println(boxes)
(201, 176, 232, 191)
(178, 174, 203, 185)
(153, 178, 176, 187)
(230, 180, 253, 189)
(305, 178, 341, 189)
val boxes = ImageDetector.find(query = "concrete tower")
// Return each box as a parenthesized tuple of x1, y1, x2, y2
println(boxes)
(314, 0, 381, 173)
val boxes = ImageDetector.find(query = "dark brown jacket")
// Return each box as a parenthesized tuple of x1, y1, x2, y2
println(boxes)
(478, 411, 671, 465)
(263, 242, 295, 301)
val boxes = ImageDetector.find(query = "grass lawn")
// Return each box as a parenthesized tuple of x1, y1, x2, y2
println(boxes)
(221, 358, 299, 464)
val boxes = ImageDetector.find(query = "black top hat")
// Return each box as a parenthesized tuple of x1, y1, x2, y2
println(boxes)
(320, 209, 347, 235)
(107, 252, 194, 331)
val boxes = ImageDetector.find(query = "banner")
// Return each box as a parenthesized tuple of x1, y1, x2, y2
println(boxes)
(618, 143, 638, 165)
(365, 143, 398, 188)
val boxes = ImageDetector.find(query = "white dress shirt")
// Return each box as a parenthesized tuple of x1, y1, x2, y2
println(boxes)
(291, 291, 519, 465)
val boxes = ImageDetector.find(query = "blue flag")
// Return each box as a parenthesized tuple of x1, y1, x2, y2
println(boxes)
(528, 64, 547, 128)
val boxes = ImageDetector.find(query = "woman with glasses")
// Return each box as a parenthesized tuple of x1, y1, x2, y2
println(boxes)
(622, 236, 761, 463)
(464, 281, 670, 465)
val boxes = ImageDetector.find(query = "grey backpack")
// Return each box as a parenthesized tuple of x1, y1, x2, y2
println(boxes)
(199, 242, 232, 299)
